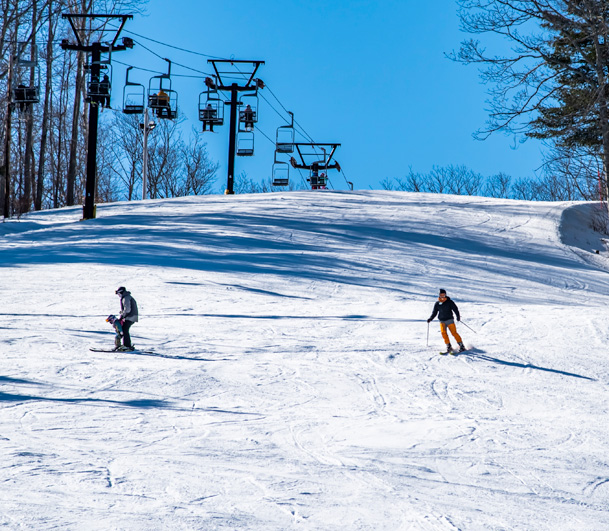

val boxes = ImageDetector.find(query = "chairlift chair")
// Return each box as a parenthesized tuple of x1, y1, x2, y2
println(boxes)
(237, 131, 255, 156)
(12, 42, 41, 108)
(238, 90, 258, 132)
(272, 159, 290, 186)
(308, 162, 329, 190)
(15, 42, 38, 68)
(12, 78, 40, 108)
(148, 59, 178, 119)
(310, 171, 328, 190)
(122, 66, 145, 114)
(275, 111, 294, 153)
(86, 64, 112, 107)
(198, 78, 224, 130)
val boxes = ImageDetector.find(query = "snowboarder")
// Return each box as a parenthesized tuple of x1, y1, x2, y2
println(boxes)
(106, 314, 124, 351)
(115, 287, 138, 351)
(427, 289, 466, 354)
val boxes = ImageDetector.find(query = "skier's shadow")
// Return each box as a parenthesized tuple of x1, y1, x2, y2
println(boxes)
(463, 348, 596, 381)
(127, 351, 229, 362)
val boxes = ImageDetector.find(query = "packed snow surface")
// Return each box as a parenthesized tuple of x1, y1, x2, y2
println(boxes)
(1, 190, 609, 530)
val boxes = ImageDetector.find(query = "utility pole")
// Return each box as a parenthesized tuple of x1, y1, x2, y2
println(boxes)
(208, 60, 264, 194)
(140, 107, 155, 200)
(61, 13, 133, 219)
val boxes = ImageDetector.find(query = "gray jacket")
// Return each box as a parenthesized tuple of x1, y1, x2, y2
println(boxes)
(119, 291, 139, 322)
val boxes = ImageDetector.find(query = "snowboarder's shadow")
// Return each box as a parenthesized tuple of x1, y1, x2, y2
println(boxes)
(463, 347, 595, 381)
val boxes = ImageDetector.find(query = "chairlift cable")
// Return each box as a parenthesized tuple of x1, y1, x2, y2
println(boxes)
(296, 168, 309, 189)
(340, 168, 353, 189)
(263, 85, 291, 120)
(131, 39, 215, 77)
(103, 26, 320, 151)
(253, 125, 275, 146)
(264, 82, 316, 143)
(229, 63, 323, 158)
(113, 58, 206, 78)
(94, 25, 340, 186)
(258, 92, 288, 123)
(107, 24, 228, 60)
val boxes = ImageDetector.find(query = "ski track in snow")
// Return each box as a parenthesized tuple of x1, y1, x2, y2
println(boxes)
(1, 191, 609, 529)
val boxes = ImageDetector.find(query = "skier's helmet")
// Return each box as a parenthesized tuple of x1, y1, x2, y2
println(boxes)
(106, 314, 116, 324)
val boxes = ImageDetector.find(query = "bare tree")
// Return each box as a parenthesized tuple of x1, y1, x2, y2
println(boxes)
(36, 0, 58, 210)
(181, 129, 218, 196)
(105, 112, 142, 201)
(484, 172, 513, 198)
(101, 114, 220, 201)
(145, 118, 181, 199)
(512, 177, 542, 200)
(232, 172, 305, 194)
(541, 144, 604, 200)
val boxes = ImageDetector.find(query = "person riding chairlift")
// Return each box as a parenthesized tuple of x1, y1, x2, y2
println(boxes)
(243, 104, 255, 131)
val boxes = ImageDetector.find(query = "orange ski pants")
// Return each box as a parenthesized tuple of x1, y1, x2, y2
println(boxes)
(440, 322, 462, 345)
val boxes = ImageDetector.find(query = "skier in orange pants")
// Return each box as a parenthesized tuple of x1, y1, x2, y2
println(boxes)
(427, 289, 466, 354)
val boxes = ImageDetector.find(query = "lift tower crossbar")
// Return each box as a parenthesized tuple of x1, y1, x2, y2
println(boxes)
(61, 13, 133, 220)
(289, 143, 341, 171)
(208, 59, 264, 194)
(289, 143, 342, 190)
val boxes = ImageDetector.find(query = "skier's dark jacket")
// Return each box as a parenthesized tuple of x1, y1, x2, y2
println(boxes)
(428, 297, 460, 323)
(119, 291, 139, 323)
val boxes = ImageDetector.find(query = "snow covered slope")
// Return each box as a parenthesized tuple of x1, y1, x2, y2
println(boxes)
(1, 190, 609, 530)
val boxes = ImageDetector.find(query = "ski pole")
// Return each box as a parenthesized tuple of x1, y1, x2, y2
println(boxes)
(426, 321, 430, 347)
(459, 320, 477, 334)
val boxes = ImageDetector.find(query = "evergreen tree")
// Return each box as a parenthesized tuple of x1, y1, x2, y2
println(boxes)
(455, 0, 609, 201)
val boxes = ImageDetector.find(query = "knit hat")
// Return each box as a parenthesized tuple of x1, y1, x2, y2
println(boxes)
(439, 289, 446, 295)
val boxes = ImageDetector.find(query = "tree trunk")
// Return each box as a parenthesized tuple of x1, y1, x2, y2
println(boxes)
(20, 1, 38, 215)
(66, 51, 84, 206)
(2, 52, 14, 218)
(36, 0, 55, 211)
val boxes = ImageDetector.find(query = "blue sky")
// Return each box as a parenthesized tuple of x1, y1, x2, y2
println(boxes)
(104, 0, 545, 192)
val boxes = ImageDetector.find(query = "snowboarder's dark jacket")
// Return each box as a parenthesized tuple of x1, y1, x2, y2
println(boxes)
(428, 297, 460, 323)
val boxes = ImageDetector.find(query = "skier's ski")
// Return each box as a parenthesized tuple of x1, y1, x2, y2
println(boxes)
(90, 347, 155, 354)
(439, 347, 467, 355)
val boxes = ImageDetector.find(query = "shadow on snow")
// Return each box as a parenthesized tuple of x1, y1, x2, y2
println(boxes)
(464, 349, 596, 381)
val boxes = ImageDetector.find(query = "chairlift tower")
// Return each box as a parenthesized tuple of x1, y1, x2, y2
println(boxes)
(207, 59, 264, 194)
(61, 13, 134, 220)
(290, 143, 341, 190)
